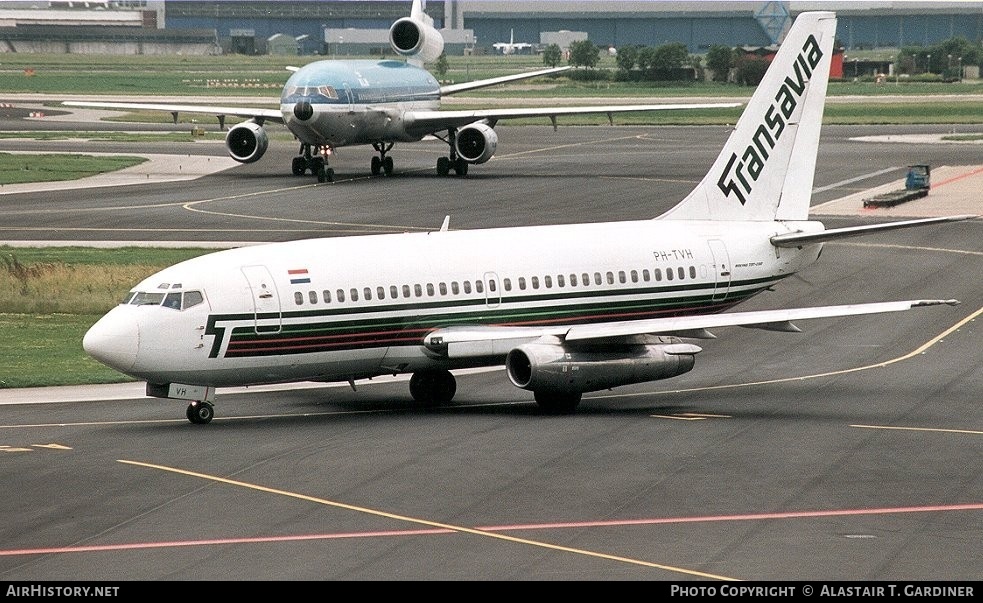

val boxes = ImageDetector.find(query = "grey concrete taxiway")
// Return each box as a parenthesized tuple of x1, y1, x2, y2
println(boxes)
(0, 113, 980, 581)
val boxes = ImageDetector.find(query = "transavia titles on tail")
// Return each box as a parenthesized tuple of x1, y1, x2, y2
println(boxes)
(82, 11, 973, 424)
(63, 0, 739, 182)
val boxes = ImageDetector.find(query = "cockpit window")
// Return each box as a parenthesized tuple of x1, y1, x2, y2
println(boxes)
(125, 290, 205, 311)
(284, 85, 340, 101)
(184, 291, 204, 309)
(131, 292, 166, 306)
(163, 292, 182, 310)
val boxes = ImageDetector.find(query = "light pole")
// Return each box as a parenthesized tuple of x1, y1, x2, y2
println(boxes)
(958, 56, 963, 82)
(927, 53, 932, 75)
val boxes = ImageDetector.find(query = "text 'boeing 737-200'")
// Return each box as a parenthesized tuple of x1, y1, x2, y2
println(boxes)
(82, 11, 974, 424)
(63, 0, 740, 182)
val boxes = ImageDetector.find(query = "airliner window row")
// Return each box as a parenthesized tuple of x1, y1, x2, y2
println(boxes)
(293, 266, 701, 306)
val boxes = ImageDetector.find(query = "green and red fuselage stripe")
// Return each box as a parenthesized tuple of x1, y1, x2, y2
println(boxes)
(206, 279, 775, 358)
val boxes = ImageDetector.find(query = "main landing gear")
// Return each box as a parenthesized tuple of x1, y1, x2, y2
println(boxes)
(292, 143, 334, 183)
(435, 128, 468, 177)
(371, 142, 395, 176)
(409, 370, 457, 406)
(186, 400, 215, 424)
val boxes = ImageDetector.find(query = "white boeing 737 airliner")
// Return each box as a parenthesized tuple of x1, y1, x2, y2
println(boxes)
(83, 11, 972, 424)
(63, 0, 738, 182)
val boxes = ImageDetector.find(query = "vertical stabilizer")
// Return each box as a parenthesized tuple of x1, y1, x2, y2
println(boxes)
(658, 11, 837, 222)
(411, 0, 432, 27)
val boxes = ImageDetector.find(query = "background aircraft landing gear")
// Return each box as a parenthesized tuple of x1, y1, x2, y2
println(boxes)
(409, 370, 457, 406)
(371, 143, 395, 176)
(186, 401, 215, 424)
(293, 144, 334, 182)
(311, 156, 334, 183)
(436, 157, 468, 177)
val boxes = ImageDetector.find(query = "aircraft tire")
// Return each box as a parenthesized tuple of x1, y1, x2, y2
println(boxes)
(533, 391, 582, 415)
(371, 156, 382, 176)
(187, 401, 215, 424)
(383, 156, 394, 176)
(292, 157, 306, 176)
(409, 370, 456, 406)
(436, 157, 450, 176)
(454, 158, 468, 176)
(316, 165, 334, 183)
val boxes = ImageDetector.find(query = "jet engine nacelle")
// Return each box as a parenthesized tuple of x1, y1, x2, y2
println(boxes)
(505, 337, 701, 394)
(389, 16, 444, 64)
(225, 121, 269, 164)
(455, 123, 498, 164)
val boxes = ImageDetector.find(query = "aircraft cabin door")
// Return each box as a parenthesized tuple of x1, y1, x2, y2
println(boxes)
(707, 239, 731, 302)
(483, 272, 501, 308)
(241, 265, 282, 334)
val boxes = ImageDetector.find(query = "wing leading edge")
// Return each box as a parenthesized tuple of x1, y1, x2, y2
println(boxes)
(61, 101, 284, 124)
(403, 101, 742, 134)
(424, 299, 960, 359)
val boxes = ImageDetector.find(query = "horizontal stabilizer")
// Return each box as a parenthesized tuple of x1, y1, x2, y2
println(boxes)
(771, 215, 976, 247)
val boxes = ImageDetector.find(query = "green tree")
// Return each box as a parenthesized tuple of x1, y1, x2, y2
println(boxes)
(734, 54, 769, 86)
(542, 43, 563, 68)
(705, 44, 734, 82)
(615, 44, 639, 75)
(568, 39, 600, 69)
(433, 52, 449, 78)
(650, 42, 690, 80)
(636, 45, 657, 75)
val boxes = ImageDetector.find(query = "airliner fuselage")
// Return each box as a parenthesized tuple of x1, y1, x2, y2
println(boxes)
(280, 59, 441, 147)
(84, 220, 822, 389)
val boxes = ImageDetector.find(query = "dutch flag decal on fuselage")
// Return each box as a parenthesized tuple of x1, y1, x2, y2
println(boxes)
(288, 268, 311, 284)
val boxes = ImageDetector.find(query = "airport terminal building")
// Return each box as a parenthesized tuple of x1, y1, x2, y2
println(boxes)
(1, 1, 982, 56)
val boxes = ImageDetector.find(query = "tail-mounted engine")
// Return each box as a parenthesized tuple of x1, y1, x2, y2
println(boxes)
(455, 123, 498, 164)
(505, 336, 701, 394)
(225, 120, 269, 164)
(389, 13, 444, 64)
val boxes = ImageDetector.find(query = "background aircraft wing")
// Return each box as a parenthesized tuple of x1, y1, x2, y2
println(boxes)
(423, 300, 959, 358)
(439, 66, 571, 95)
(62, 101, 284, 124)
(404, 101, 741, 135)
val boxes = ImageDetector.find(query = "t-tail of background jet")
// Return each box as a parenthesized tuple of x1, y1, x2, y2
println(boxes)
(659, 11, 837, 223)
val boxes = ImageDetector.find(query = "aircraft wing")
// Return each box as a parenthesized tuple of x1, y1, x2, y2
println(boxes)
(61, 101, 284, 124)
(404, 101, 742, 135)
(439, 66, 571, 95)
(424, 299, 959, 358)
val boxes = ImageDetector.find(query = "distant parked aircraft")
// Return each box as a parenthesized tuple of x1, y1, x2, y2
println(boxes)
(493, 29, 534, 55)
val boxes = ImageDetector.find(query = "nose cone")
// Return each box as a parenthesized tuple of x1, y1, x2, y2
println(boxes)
(83, 312, 139, 373)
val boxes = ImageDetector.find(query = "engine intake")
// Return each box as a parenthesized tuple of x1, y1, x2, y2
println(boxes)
(455, 123, 498, 164)
(389, 16, 444, 64)
(225, 121, 269, 164)
(506, 338, 700, 394)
